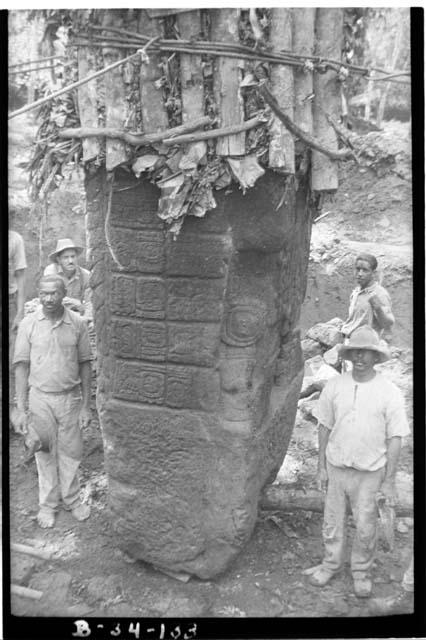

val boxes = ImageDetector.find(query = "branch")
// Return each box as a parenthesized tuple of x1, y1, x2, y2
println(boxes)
(258, 82, 354, 161)
(162, 116, 264, 147)
(58, 116, 214, 147)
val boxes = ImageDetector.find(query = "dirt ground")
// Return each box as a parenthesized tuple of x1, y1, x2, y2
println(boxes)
(9, 384, 413, 619)
(8, 119, 414, 621)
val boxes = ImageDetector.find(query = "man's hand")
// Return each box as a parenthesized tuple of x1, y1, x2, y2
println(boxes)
(378, 478, 397, 506)
(78, 406, 91, 430)
(316, 466, 328, 492)
(11, 407, 28, 435)
(368, 294, 382, 311)
(12, 311, 24, 332)
(63, 297, 85, 314)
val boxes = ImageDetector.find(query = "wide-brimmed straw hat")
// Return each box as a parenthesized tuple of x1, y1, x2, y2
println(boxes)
(339, 326, 390, 363)
(49, 238, 84, 262)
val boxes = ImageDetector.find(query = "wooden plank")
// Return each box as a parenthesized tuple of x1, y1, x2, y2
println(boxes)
(311, 8, 343, 191)
(210, 9, 245, 156)
(11, 542, 52, 560)
(292, 8, 315, 135)
(77, 46, 101, 162)
(268, 8, 295, 173)
(138, 9, 168, 134)
(177, 11, 204, 123)
(102, 12, 128, 171)
(11, 584, 43, 600)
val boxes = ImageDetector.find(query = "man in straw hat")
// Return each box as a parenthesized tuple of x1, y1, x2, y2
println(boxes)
(13, 275, 92, 528)
(44, 238, 91, 317)
(306, 326, 410, 598)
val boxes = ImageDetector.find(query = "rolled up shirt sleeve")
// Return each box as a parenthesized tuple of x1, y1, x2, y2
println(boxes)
(13, 317, 31, 364)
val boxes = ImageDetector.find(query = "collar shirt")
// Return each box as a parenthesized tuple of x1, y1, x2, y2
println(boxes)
(9, 230, 27, 294)
(13, 306, 92, 393)
(341, 282, 393, 338)
(316, 372, 410, 472)
(43, 262, 90, 303)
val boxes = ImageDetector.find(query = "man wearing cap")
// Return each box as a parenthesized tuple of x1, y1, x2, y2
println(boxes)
(307, 326, 410, 598)
(13, 275, 92, 528)
(44, 238, 91, 317)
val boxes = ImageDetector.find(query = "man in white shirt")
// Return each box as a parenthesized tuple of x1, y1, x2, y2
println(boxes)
(308, 326, 410, 598)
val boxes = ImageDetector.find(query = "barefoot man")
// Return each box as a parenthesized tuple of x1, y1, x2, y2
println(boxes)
(13, 275, 92, 528)
(308, 326, 410, 598)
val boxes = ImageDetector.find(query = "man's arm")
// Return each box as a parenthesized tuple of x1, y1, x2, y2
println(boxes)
(14, 362, 30, 433)
(316, 423, 330, 491)
(78, 360, 92, 428)
(369, 294, 395, 330)
(12, 269, 26, 330)
(379, 436, 402, 504)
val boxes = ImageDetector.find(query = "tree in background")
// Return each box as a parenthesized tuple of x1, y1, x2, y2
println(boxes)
(344, 8, 410, 126)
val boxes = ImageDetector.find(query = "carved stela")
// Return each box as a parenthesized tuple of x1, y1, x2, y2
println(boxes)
(86, 168, 311, 578)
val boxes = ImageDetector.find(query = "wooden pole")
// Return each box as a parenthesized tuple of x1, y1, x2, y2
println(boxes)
(102, 12, 128, 171)
(58, 116, 213, 145)
(11, 584, 43, 600)
(260, 485, 413, 517)
(292, 9, 315, 136)
(138, 10, 168, 135)
(311, 9, 343, 192)
(210, 9, 245, 156)
(77, 35, 101, 162)
(269, 8, 295, 173)
(11, 542, 52, 561)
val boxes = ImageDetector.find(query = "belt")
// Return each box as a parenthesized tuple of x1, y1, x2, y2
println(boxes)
(32, 385, 80, 395)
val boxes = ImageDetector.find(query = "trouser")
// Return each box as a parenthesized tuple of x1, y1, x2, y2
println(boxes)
(9, 293, 17, 403)
(29, 386, 83, 513)
(322, 461, 385, 578)
(402, 554, 414, 592)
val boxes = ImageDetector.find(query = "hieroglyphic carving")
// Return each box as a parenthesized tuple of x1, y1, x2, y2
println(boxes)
(221, 300, 267, 347)
(136, 278, 166, 319)
(111, 275, 136, 316)
(110, 229, 165, 273)
(113, 361, 220, 410)
(166, 236, 229, 278)
(168, 279, 224, 322)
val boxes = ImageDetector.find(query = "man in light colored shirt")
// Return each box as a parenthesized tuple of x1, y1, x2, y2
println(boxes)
(9, 229, 27, 404)
(44, 238, 91, 318)
(13, 275, 92, 529)
(307, 326, 410, 598)
(341, 253, 394, 341)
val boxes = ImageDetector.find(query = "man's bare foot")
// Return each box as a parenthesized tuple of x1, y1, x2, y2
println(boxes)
(37, 510, 55, 528)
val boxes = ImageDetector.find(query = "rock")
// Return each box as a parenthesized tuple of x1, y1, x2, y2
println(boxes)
(323, 345, 340, 369)
(301, 338, 323, 360)
(396, 520, 409, 534)
(87, 170, 310, 578)
(11, 554, 38, 585)
(298, 393, 320, 420)
(87, 575, 122, 604)
(306, 320, 343, 348)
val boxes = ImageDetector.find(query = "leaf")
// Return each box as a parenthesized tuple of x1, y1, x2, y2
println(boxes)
(226, 155, 265, 193)
(132, 154, 159, 177)
(178, 142, 207, 172)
